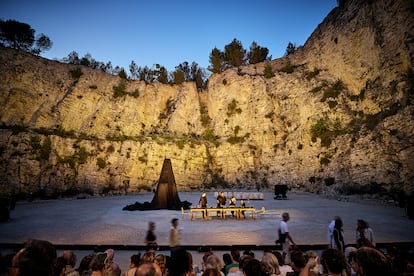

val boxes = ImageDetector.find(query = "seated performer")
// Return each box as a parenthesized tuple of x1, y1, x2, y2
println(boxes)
(198, 192, 207, 218)
(240, 199, 246, 219)
(216, 191, 226, 217)
(229, 195, 236, 217)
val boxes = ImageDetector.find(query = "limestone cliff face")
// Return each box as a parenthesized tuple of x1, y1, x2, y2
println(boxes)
(0, 0, 413, 196)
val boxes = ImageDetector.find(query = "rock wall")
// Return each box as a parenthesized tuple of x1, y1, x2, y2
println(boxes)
(0, 0, 413, 197)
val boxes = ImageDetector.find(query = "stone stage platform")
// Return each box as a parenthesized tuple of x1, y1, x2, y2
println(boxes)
(1, 191, 413, 272)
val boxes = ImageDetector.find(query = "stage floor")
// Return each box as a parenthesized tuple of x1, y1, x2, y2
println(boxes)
(1, 191, 413, 272)
(1, 191, 413, 246)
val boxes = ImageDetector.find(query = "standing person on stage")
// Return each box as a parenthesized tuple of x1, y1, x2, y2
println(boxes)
(169, 218, 180, 250)
(277, 212, 296, 264)
(145, 221, 158, 247)
(332, 218, 345, 252)
(199, 192, 208, 219)
(355, 219, 376, 248)
(216, 191, 226, 217)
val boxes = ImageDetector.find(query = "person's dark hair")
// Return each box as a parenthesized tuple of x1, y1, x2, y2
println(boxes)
(355, 247, 391, 276)
(14, 239, 57, 276)
(90, 252, 107, 271)
(130, 254, 141, 267)
(230, 248, 240, 262)
(290, 250, 307, 269)
(273, 251, 284, 266)
(222, 253, 233, 266)
(78, 253, 94, 275)
(244, 258, 263, 276)
(243, 249, 255, 257)
(53, 256, 66, 276)
(171, 218, 179, 224)
(334, 218, 343, 229)
(321, 248, 345, 274)
(169, 247, 192, 276)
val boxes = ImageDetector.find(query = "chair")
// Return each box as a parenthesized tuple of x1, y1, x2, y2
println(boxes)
(181, 207, 191, 220)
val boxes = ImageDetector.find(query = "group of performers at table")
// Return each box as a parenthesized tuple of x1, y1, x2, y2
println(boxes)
(198, 191, 246, 218)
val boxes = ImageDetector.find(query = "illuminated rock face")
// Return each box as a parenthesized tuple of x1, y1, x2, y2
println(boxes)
(0, 0, 413, 196)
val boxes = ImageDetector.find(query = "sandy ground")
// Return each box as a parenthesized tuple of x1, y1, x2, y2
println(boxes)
(1, 191, 413, 272)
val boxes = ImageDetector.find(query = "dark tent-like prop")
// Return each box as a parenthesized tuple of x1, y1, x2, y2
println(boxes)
(123, 159, 191, 211)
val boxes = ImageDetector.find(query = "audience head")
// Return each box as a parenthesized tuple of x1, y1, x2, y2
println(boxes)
(290, 250, 307, 272)
(239, 255, 253, 272)
(105, 248, 115, 261)
(244, 258, 263, 276)
(12, 239, 57, 276)
(352, 247, 391, 276)
(202, 267, 221, 276)
(261, 252, 280, 275)
(141, 252, 155, 263)
(78, 253, 94, 275)
(169, 247, 193, 276)
(89, 252, 107, 272)
(230, 248, 241, 263)
(62, 250, 77, 267)
(155, 254, 167, 275)
(273, 251, 285, 267)
(223, 253, 233, 266)
(129, 254, 141, 268)
(205, 254, 222, 271)
(321, 248, 345, 274)
(135, 262, 162, 276)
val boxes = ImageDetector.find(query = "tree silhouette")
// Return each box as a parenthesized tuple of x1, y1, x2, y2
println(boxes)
(224, 38, 246, 67)
(0, 19, 52, 54)
(208, 47, 225, 73)
(285, 41, 297, 56)
(247, 41, 269, 64)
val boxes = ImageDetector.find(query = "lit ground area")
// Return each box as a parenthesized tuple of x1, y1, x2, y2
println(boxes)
(1, 191, 413, 272)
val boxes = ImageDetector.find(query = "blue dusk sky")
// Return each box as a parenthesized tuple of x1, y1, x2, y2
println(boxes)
(1, 0, 337, 72)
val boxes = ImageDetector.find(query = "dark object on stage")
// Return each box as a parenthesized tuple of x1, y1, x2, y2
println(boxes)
(123, 159, 191, 211)
(407, 194, 414, 220)
(0, 197, 11, 222)
(274, 185, 288, 199)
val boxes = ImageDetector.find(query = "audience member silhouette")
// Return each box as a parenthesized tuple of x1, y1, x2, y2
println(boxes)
(60, 250, 79, 276)
(351, 247, 391, 276)
(11, 239, 57, 276)
(78, 253, 95, 276)
(104, 249, 121, 276)
(320, 248, 345, 276)
(261, 252, 280, 275)
(222, 253, 238, 275)
(287, 250, 318, 276)
(90, 252, 108, 276)
(273, 251, 293, 276)
(169, 247, 194, 276)
(135, 262, 162, 276)
(124, 254, 141, 276)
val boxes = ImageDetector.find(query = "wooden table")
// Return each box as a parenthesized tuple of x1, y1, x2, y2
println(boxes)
(189, 207, 256, 220)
